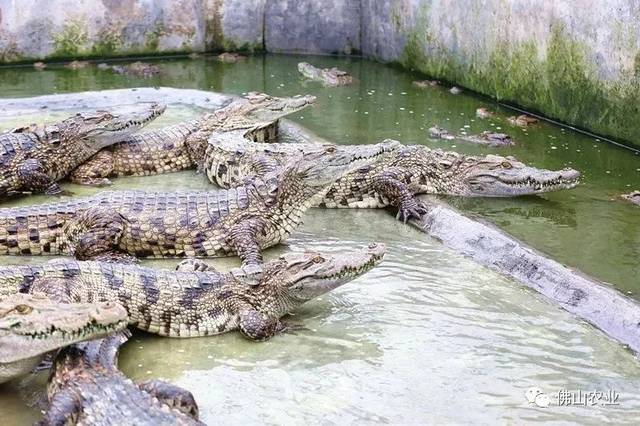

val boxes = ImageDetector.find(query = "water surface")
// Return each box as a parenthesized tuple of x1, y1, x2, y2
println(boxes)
(0, 55, 639, 424)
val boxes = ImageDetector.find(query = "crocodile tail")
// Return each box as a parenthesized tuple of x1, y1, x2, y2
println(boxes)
(0, 205, 73, 256)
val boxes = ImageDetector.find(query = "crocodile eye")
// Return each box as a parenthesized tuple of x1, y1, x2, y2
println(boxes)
(15, 304, 33, 315)
(325, 146, 336, 153)
(312, 255, 324, 264)
(501, 161, 512, 169)
(440, 161, 452, 169)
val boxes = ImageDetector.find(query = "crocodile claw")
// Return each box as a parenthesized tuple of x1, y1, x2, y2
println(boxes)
(231, 263, 264, 285)
(396, 198, 430, 223)
(176, 258, 210, 272)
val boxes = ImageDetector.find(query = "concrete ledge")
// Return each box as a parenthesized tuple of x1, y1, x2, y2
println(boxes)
(0, 87, 233, 117)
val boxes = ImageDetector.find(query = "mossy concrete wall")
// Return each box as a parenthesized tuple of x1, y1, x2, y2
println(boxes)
(1, 0, 640, 144)
(362, 0, 640, 146)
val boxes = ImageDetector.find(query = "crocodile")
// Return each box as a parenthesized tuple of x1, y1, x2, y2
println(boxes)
(508, 114, 539, 126)
(0, 103, 165, 198)
(203, 129, 580, 222)
(0, 244, 385, 339)
(622, 191, 640, 206)
(204, 129, 402, 189)
(70, 92, 316, 186)
(297, 62, 353, 87)
(38, 330, 203, 425)
(0, 147, 380, 267)
(0, 292, 128, 384)
(461, 131, 514, 147)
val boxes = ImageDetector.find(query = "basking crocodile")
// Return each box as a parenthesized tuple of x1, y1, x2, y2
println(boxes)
(38, 330, 203, 425)
(203, 131, 580, 222)
(0, 103, 165, 198)
(0, 147, 382, 266)
(0, 292, 128, 384)
(70, 92, 315, 186)
(0, 244, 385, 339)
(297, 62, 353, 87)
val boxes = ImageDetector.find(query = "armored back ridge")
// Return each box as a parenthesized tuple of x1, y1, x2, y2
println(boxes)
(0, 245, 385, 339)
(0, 103, 165, 198)
(69, 92, 316, 186)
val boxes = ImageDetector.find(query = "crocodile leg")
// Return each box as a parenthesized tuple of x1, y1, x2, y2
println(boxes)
(36, 388, 81, 426)
(64, 207, 133, 262)
(17, 159, 62, 195)
(184, 131, 209, 172)
(69, 150, 115, 186)
(137, 379, 201, 420)
(238, 308, 284, 341)
(372, 167, 430, 223)
(227, 220, 266, 270)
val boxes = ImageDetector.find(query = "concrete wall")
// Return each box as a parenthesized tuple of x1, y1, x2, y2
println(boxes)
(1, 0, 640, 144)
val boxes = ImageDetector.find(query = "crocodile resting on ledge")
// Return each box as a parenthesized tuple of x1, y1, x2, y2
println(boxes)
(0, 147, 384, 266)
(0, 292, 128, 384)
(70, 92, 315, 186)
(202, 130, 581, 222)
(38, 331, 203, 425)
(0, 244, 385, 339)
(0, 103, 165, 198)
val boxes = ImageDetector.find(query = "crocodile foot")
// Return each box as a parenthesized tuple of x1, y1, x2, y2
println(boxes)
(75, 177, 113, 187)
(230, 263, 263, 285)
(91, 252, 139, 264)
(176, 258, 211, 272)
(395, 197, 430, 223)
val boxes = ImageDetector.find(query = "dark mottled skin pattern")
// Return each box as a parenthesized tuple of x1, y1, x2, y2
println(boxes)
(70, 92, 315, 186)
(0, 244, 384, 339)
(0, 105, 164, 198)
(38, 331, 202, 425)
(0, 172, 309, 266)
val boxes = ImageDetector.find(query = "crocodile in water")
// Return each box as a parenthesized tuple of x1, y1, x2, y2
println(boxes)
(0, 292, 128, 384)
(0, 244, 385, 339)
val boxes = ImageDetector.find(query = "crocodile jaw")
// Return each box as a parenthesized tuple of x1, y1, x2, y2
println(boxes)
(80, 102, 166, 149)
(279, 243, 386, 304)
(463, 167, 580, 197)
(0, 294, 128, 364)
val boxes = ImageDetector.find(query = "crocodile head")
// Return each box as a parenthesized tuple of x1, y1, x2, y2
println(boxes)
(404, 147, 580, 197)
(236, 244, 385, 316)
(243, 92, 317, 121)
(0, 292, 128, 382)
(55, 102, 166, 149)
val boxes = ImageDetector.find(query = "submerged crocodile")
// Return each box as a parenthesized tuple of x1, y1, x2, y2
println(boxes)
(70, 92, 315, 186)
(622, 191, 640, 206)
(0, 244, 384, 339)
(203, 130, 580, 222)
(0, 292, 128, 384)
(0, 147, 382, 266)
(297, 62, 353, 87)
(0, 103, 165, 198)
(38, 331, 202, 425)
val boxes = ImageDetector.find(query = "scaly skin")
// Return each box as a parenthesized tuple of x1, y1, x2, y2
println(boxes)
(297, 62, 353, 86)
(205, 130, 580, 222)
(0, 244, 385, 339)
(204, 129, 402, 189)
(0, 292, 128, 384)
(38, 331, 203, 425)
(0, 104, 165, 198)
(322, 145, 581, 221)
(0, 149, 378, 266)
(70, 92, 316, 186)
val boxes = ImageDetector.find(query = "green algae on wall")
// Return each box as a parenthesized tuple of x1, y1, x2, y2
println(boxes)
(52, 20, 89, 57)
(401, 21, 640, 146)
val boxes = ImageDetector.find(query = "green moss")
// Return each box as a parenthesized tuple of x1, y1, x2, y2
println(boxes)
(145, 23, 164, 52)
(53, 20, 88, 57)
(400, 20, 640, 146)
(92, 28, 123, 56)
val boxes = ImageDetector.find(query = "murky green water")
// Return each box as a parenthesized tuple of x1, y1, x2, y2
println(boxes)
(1, 55, 639, 424)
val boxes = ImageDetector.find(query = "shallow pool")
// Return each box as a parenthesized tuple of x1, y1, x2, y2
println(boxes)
(0, 54, 639, 424)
